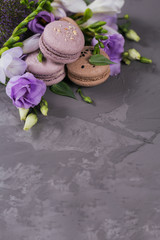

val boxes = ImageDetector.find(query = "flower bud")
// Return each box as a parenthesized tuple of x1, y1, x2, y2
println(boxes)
(128, 48, 141, 60)
(140, 57, 152, 64)
(124, 14, 129, 19)
(123, 51, 129, 58)
(23, 113, 38, 131)
(40, 98, 48, 116)
(125, 29, 140, 42)
(123, 58, 131, 65)
(22, 34, 40, 54)
(83, 96, 93, 104)
(18, 108, 29, 121)
(40, 105, 48, 116)
(0, 47, 9, 56)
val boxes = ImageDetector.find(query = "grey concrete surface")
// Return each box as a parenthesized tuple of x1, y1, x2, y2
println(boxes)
(0, 0, 160, 239)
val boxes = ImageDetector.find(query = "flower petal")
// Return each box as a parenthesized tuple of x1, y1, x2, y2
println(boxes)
(88, 0, 125, 14)
(54, 0, 87, 13)
(84, 14, 118, 32)
(0, 67, 6, 84)
(22, 33, 41, 54)
(2, 47, 23, 58)
(5, 58, 27, 78)
(0, 53, 13, 71)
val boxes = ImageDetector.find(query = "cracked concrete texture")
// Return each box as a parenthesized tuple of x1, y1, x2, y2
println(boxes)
(0, 0, 160, 239)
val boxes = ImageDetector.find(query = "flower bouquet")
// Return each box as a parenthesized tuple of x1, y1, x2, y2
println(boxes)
(0, 0, 152, 131)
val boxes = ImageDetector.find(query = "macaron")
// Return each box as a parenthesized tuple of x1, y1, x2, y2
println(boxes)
(67, 46, 110, 87)
(26, 50, 65, 86)
(60, 17, 79, 28)
(39, 20, 85, 64)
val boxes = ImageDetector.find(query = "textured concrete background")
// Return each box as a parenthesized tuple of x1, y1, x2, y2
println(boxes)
(0, 0, 160, 239)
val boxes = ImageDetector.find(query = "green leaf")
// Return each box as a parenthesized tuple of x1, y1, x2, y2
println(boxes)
(49, 81, 76, 99)
(89, 54, 115, 66)
(37, 51, 43, 62)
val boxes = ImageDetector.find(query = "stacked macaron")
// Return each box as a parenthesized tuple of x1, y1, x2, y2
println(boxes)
(26, 19, 85, 86)
(67, 46, 110, 87)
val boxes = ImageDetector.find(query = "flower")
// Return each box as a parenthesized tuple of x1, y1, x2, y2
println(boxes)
(87, 0, 125, 14)
(0, 47, 27, 84)
(19, 108, 29, 121)
(125, 29, 140, 42)
(128, 48, 141, 60)
(53, 0, 125, 14)
(28, 11, 55, 34)
(6, 72, 46, 109)
(53, 0, 87, 13)
(23, 113, 38, 131)
(40, 98, 48, 116)
(51, 2, 67, 19)
(22, 33, 41, 54)
(92, 33, 125, 76)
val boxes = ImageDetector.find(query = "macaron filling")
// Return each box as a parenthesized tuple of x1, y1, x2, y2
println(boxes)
(68, 70, 110, 82)
(34, 69, 65, 81)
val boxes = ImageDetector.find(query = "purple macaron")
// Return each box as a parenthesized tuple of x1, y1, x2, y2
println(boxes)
(25, 50, 65, 86)
(39, 20, 85, 64)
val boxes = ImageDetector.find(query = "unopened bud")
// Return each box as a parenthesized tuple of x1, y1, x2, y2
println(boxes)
(23, 113, 38, 131)
(123, 58, 131, 65)
(123, 52, 129, 58)
(19, 108, 29, 121)
(40, 98, 48, 116)
(124, 14, 129, 20)
(128, 48, 141, 60)
(140, 57, 152, 64)
(40, 106, 48, 116)
(125, 29, 140, 42)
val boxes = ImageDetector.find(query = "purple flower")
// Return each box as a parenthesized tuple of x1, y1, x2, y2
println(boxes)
(104, 15, 118, 31)
(6, 72, 46, 109)
(92, 33, 125, 76)
(28, 11, 55, 34)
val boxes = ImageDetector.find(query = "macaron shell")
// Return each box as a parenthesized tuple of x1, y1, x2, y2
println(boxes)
(40, 21, 85, 56)
(39, 36, 81, 64)
(26, 50, 65, 86)
(60, 17, 79, 28)
(35, 72, 66, 86)
(26, 50, 64, 74)
(67, 46, 110, 87)
(68, 70, 110, 87)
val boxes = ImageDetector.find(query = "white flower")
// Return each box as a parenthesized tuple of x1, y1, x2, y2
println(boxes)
(0, 47, 27, 84)
(51, 2, 67, 18)
(0, 66, 6, 84)
(53, 0, 125, 33)
(53, 0, 125, 14)
(22, 34, 41, 54)
(88, 0, 125, 14)
(53, 0, 87, 13)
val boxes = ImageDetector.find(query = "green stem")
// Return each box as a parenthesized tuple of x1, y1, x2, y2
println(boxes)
(77, 88, 93, 104)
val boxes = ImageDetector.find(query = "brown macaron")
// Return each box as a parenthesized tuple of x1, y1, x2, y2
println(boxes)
(67, 46, 110, 87)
